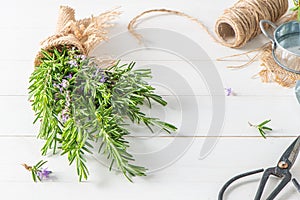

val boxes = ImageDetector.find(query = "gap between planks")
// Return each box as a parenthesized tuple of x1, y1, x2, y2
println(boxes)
(0, 135, 297, 138)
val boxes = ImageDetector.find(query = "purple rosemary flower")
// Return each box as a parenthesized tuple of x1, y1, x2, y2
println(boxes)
(61, 113, 69, 123)
(225, 88, 233, 96)
(81, 55, 87, 60)
(37, 168, 52, 179)
(60, 91, 71, 123)
(64, 74, 73, 79)
(100, 75, 106, 83)
(61, 79, 68, 88)
(65, 100, 70, 107)
(65, 74, 72, 79)
(68, 60, 78, 67)
(55, 79, 69, 93)
(75, 55, 87, 60)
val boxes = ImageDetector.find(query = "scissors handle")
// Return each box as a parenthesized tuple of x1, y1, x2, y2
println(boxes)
(292, 178, 300, 192)
(218, 169, 264, 200)
(254, 167, 291, 200)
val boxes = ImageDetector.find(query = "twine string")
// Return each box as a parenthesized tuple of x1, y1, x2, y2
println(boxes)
(127, 0, 300, 86)
(128, 8, 219, 44)
(215, 0, 288, 48)
(128, 0, 288, 48)
(217, 43, 270, 69)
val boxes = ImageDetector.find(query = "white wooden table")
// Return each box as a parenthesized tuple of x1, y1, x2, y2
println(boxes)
(2, 0, 300, 199)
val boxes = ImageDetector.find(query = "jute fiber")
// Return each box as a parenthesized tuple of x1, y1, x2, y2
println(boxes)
(128, 0, 288, 48)
(34, 6, 120, 66)
(221, 12, 300, 87)
(128, 0, 300, 87)
(259, 41, 300, 87)
(215, 0, 288, 48)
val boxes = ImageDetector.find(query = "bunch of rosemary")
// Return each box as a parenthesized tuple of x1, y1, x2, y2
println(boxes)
(29, 46, 176, 181)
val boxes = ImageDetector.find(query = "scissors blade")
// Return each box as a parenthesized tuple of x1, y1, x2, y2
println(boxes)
(278, 136, 300, 168)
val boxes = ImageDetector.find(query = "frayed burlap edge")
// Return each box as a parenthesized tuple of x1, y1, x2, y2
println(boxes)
(127, 7, 300, 87)
(258, 12, 300, 88)
(34, 6, 120, 66)
(259, 44, 300, 87)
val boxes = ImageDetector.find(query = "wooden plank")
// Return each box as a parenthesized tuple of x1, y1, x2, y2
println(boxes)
(0, 95, 299, 137)
(0, 137, 299, 199)
(1, 0, 299, 199)
(0, 0, 273, 61)
(0, 60, 294, 96)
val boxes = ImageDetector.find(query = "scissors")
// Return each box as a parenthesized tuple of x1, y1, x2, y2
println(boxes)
(218, 136, 300, 200)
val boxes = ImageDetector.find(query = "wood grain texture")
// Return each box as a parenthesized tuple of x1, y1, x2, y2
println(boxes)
(1, 137, 300, 200)
(1, 0, 299, 199)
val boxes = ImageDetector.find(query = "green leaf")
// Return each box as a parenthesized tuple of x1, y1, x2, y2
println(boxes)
(31, 170, 37, 182)
(259, 129, 266, 139)
(290, 6, 299, 11)
(258, 119, 271, 127)
(262, 126, 272, 131)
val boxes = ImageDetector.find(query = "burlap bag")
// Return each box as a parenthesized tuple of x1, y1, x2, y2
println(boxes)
(34, 6, 120, 66)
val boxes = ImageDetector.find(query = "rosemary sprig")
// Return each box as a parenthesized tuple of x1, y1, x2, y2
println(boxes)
(22, 160, 52, 182)
(29, 46, 177, 181)
(291, 0, 300, 21)
(248, 119, 272, 139)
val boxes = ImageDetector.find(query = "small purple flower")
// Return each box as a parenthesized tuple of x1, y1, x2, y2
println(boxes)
(225, 88, 234, 96)
(100, 75, 106, 83)
(80, 55, 87, 60)
(65, 74, 72, 79)
(61, 79, 68, 88)
(62, 114, 69, 123)
(61, 107, 70, 123)
(75, 55, 87, 60)
(68, 60, 78, 67)
(37, 168, 52, 179)
(65, 101, 70, 107)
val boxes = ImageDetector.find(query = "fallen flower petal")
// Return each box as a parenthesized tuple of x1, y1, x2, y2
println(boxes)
(37, 168, 52, 179)
(225, 88, 233, 96)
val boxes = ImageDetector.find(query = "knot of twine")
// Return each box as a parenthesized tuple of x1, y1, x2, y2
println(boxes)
(128, 0, 289, 49)
(34, 6, 120, 66)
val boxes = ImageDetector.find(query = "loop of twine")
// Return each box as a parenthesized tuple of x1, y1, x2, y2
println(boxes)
(128, 8, 218, 43)
(126, 3, 287, 70)
(128, 0, 288, 48)
(127, 0, 300, 87)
